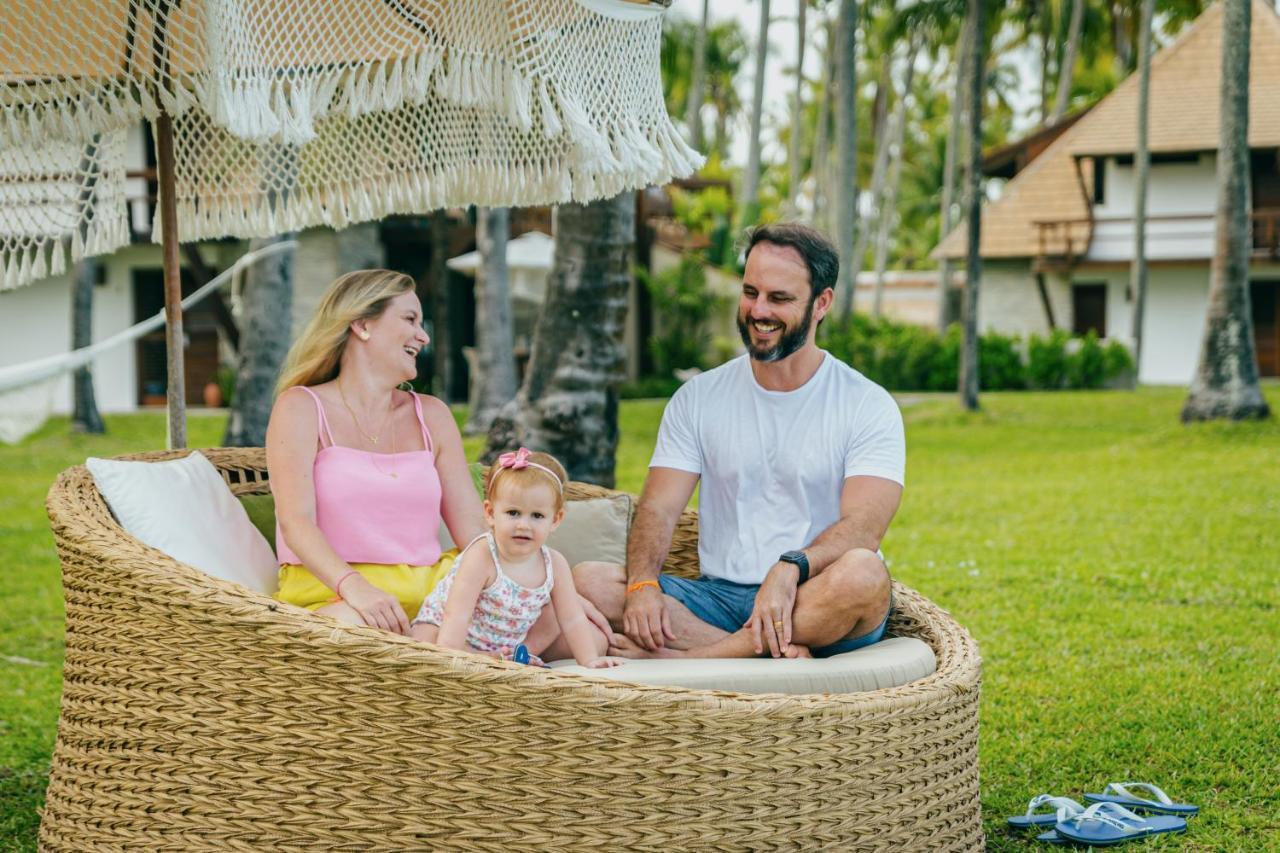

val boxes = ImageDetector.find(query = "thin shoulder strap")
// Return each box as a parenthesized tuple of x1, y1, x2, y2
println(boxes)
(410, 392, 434, 454)
(540, 545, 555, 592)
(295, 386, 336, 448)
(483, 532, 505, 578)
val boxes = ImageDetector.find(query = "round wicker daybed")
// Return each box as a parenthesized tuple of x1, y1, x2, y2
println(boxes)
(42, 448, 983, 851)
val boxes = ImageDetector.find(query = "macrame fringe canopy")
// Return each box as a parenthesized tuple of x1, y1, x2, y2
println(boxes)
(1, 0, 700, 291)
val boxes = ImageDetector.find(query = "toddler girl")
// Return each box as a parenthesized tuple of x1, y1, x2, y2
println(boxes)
(410, 448, 622, 668)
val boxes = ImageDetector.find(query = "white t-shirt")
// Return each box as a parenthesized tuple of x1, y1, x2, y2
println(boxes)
(649, 353, 905, 585)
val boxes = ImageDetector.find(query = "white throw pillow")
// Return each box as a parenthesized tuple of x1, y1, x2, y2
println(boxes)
(439, 494, 633, 567)
(86, 452, 279, 595)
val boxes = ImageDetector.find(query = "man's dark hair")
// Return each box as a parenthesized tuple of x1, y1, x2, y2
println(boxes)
(742, 222, 839, 299)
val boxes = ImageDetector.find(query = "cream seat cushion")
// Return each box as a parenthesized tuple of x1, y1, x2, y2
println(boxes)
(549, 636, 936, 695)
(439, 493, 633, 567)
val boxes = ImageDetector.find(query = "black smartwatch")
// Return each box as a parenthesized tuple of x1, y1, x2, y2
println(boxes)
(779, 550, 810, 584)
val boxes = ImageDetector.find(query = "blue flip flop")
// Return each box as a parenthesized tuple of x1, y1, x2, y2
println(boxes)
(1053, 801, 1187, 846)
(1084, 781, 1200, 816)
(1007, 795, 1086, 829)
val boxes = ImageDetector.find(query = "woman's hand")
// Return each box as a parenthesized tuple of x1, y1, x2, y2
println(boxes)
(340, 575, 411, 635)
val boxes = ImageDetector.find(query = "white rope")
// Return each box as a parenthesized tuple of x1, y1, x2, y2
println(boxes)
(0, 240, 296, 395)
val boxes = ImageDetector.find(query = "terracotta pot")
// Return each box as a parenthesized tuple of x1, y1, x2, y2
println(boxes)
(202, 381, 223, 408)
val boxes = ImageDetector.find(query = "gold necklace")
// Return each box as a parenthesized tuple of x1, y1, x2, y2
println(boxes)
(337, 380, 392, 445)
(368, 406, 398, 479)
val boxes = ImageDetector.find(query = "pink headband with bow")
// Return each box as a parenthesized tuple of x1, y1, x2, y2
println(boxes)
(493, 447, 563, 493)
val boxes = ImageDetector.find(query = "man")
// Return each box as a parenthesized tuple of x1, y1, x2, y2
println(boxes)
(575, 223, 904, 659)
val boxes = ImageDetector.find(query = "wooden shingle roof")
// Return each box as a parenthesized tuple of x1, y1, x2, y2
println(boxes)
(936, 0, 1280, 260)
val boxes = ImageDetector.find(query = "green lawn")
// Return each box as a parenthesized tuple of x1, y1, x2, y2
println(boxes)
(2, 389, 1278, 849)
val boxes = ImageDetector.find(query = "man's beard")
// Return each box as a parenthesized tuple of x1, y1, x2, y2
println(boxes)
(737, 296, 815, 363)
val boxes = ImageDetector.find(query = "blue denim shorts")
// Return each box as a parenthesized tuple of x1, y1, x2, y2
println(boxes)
(657, 574, 892, 658)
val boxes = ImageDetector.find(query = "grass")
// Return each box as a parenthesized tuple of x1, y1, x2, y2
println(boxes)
(1, 388, 1278, 849)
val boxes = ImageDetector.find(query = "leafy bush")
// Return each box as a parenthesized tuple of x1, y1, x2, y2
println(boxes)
(1027, 330, 1071, 390)
(636, 255, 727, 378)
(819, 316, 1133, 393)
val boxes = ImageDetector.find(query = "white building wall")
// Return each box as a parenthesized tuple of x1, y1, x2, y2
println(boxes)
(1088, 153, 1218, 262)
(976, 260, 1071, 336)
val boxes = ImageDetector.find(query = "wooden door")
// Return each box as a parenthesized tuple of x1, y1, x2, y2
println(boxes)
(1252, 280, 1279, 377)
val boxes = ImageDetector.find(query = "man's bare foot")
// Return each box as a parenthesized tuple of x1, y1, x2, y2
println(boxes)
(608, 634, 685, 660)
(783, 644, 812, 659)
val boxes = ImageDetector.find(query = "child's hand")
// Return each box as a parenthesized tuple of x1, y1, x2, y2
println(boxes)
(584, 656, 627, 669)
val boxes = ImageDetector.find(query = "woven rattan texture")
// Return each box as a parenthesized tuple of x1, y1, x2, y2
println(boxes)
(41, 448, 982, 851)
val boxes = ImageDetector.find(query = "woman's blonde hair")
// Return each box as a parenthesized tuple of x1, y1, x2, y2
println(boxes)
(275, 269, 416, 395)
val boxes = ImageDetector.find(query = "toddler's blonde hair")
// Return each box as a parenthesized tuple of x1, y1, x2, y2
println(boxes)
(486, 451, 568, 512)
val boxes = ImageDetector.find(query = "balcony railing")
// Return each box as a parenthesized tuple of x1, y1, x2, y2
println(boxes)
(1034, 208, 1280, 265)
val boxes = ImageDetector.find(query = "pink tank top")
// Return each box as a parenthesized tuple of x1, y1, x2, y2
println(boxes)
(275, 386, 444, 567)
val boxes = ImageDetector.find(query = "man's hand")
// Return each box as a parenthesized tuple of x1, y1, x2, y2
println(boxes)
(622, 583, 675, 650)
(746, 562, 801, 657)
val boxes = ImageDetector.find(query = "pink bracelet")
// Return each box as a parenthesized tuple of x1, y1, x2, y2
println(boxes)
(334, 569, 359, 599)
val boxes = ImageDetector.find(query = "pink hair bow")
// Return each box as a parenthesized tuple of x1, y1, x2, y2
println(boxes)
(497, 447, 533, 470)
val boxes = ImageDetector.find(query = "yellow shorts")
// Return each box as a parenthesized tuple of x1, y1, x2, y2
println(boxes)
(275, 549, 460, 621)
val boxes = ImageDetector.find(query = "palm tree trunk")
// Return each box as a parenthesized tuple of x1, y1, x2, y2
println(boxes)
(787, 0, 808, 214)
(225, 235, 295, 446)
(484, 193, 635, 486)
(466, 206, 518, 435)
(429, 210, 454, 401)
(959, 0, 985, 412)
(841, 49, 895, 316)
(835, 0, 858, 303)
(684, 0, 710, 150)
(71, 257, 104, 434)
(738, 0, 772, 226)
(1129, 0, 1154, 379)
(812, 16, 835, 233)
(1182, 0, 1269, 422)
(937, 17, 970, 332)
(1050, 0, 1085, 122)
(872, 44, 919, 319)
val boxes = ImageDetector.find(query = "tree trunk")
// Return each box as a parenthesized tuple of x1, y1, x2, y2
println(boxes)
(429, 210, 454, 401)
(1051, 0, 1085, 123)
(787, 0, 808, 214)
(484, 193, 635, 487)
(1129, 0, 1154, 379)
(811, 16, 835, 233)
(872, 44, 919, 319)
(1040, 13, 1052, 123)
(1183, 0, 1269, 422)
(466, 207, 518, 435)
(835, 0, 858, 305)
(685, 0, 710, 150)
(71, 257, 105, 434)
(738, 0, 771, 226)
(841, 49, 895, 316)
(1112, 1, 1134, 76)
(937, 17, 970, 332)
(959, 0, 985, 412)
(225, 235, 295, 446)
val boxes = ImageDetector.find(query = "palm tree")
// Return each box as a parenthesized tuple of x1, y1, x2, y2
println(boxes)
(465, 206, 518, 435)
(1182, 0, 1269, 422)
(811, 15, 835, 232)
(872, 41, 921, 318)
(834, 0, 859, 304)
(1050, 0, 1086, 122)
(959, 0, 985, 412)
(484, 193, 636, 486)
(787, 0, 809, 214)
(428, 209, 454, 401)
(1129, 0, 1153, 377)
(685, 0, 710, 150)
(738, 0, 772, 226)
(841, 46, 895, 316)
(71, 257, 104, 434)
(937, 16, 970, 331)
(225, 234, 296, 446)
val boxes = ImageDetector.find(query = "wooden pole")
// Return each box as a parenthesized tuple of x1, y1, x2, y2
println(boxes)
(155, 113, 186, 449)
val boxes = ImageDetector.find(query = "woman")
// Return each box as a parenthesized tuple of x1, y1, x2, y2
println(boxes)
(267, 270, 483, 633)
(267, 268, 611, 652)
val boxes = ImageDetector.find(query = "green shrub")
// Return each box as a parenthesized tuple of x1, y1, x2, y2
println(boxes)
(1027, 329, 1071, 390)
(979, 331, 1025, 390)
(1066, 331, 1107, 389)
(1103, 339, 1137, 385)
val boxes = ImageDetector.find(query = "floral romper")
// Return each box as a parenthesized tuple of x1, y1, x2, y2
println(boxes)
(413, 533, 554, 661)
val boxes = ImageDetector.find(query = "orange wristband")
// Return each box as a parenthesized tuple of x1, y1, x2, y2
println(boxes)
(626, 580, 660, 595)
